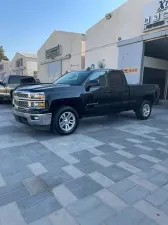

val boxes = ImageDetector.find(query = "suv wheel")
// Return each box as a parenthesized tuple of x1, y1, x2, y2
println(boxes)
(0, 97, 3, 104)
(135, 100, 152, 120)
(51, 106, 79, 135)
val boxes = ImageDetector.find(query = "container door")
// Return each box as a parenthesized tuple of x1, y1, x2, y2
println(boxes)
(118, 41, 144, 84)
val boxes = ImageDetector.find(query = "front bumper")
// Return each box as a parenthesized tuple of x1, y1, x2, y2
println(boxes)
(13, 108, 52, 126)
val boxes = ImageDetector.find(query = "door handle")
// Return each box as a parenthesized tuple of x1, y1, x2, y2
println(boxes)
(104, 90, 111, 93)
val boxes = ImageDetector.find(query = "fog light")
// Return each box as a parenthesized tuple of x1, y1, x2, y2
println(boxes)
(31, 102, 45, 108)
(31, 116, 40, 120)
(34, 116, 39, 120)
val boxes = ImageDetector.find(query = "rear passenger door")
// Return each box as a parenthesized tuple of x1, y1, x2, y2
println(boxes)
(106, 70, 130, 111)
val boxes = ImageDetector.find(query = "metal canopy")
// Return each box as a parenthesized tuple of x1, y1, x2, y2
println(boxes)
(118, 28, 168, 47)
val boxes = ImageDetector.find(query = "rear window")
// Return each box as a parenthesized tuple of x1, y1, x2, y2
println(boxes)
(8, 76, 21, 84)
(21, 77, 36, 84)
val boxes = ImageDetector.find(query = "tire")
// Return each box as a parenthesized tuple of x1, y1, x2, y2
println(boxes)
(135, 100, 152, 120)
(10, 91, 13, 100)
(51, 106, 79, 135)
(0, 97, 3, 104)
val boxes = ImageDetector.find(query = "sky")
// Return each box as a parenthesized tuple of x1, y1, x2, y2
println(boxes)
(0, 0, 126, 60)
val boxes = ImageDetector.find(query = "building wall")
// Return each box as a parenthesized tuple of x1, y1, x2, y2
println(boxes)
(85, 0, 153, 69)
(26, 58, 38, 76)
(0, 61, 11, 80)
(11, 53, 26, 75)
(11, 53, 37, 76)
(38, 31, 85, 82)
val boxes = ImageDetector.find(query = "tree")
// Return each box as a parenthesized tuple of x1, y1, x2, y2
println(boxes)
(0, 46, 9, 61)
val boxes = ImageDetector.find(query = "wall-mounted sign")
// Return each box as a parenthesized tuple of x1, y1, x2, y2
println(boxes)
(45, 45, 62, 59)
(144, 0, 168, 31)
(0, 64, 4, 71)
(16, 58, 23, 68)
(163, 10, 168, 18)
(122, 68, 138, 74)
(157, 0, 168, 12)
(153, 13, 160, 22)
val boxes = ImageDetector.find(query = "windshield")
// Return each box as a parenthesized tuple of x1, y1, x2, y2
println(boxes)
(54, 71, 91, 85)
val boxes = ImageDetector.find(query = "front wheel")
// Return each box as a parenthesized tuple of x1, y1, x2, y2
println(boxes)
(135, 100, 152, 120)
(51, 106, 79, 135)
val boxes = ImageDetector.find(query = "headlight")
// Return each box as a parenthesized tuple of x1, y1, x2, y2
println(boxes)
(30, 93, 45, 100)
(30, 92, 45, 108)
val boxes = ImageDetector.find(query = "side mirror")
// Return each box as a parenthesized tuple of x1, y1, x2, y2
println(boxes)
(0, 81, 3, 86)
(86, 80, 99, 90)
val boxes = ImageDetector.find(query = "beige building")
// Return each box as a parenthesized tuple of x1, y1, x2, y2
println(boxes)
(0, 60, 11, 80)
(86, 0, 168, 99)
(11, 52, 38, 77)
(38, 30, 85, 83)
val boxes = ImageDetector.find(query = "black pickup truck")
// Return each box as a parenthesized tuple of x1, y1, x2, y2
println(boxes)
(12, 69, 160, 135)
(0, 75, 38, 103)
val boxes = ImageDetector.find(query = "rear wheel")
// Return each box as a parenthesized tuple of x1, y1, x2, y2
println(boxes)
(51, 106, 79, 135)
(135, 100, 152, 120)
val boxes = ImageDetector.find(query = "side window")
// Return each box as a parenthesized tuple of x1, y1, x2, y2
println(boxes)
(89, 71, 107, 87)
(3, 76, 8, 85)
(107, 71, 124, 87)
(8, 76, 21, 84)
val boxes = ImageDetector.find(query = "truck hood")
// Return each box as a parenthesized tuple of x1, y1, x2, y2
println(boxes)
(16, 83, 71, 92)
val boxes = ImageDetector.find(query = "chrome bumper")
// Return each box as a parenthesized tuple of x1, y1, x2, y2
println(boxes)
(12, 108, 52, 126)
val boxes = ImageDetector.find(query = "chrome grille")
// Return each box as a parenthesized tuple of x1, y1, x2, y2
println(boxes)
(14, 92, 29, 99)
(14, 100, 28, 108)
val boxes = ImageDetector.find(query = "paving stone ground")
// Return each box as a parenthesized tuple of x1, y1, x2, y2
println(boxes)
(0, 103, 168, 224)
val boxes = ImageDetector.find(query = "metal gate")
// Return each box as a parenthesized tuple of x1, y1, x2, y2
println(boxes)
(47, 61, 62, 83)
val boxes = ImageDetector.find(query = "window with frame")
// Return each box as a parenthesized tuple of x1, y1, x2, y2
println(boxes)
(16, 58, 23, 68)
(88, 71, 107, 87)
(107, 71, 124, 87)
(0, 64, 3, 71)
(21, 77, 35, 84)
(8, 76, 21, 84)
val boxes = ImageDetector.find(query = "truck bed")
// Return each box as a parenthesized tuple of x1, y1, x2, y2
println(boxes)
(129, 84, 159, 104)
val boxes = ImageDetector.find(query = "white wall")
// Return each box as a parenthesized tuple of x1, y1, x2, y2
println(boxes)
(11, 53, 26, 75)
(86, 0, 153, 69)
(0, 61, 11, 80)
(38, 31, 85, 82)
(26, 58, 38, 76)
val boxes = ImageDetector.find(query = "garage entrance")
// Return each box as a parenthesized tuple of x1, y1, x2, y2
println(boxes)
(143, 37, 168, 100)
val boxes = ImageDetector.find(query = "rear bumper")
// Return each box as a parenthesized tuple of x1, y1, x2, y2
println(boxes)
(13, 108, 52, 126)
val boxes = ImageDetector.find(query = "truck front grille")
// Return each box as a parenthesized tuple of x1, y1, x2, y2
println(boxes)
(14, 92, 29, 99)
(13, 91, 45, 109)
(14, 100, 29, 108)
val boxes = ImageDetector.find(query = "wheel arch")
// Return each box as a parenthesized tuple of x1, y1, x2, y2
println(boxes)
(50, 98, 84, 118)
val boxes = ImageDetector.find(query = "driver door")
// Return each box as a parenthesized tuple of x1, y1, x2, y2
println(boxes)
(83, 70, 112, 116)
